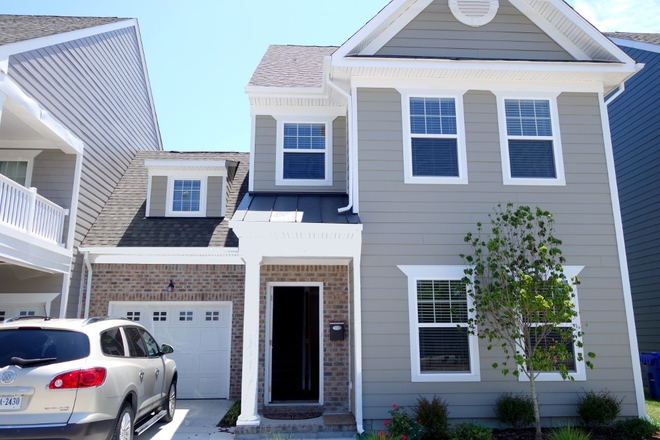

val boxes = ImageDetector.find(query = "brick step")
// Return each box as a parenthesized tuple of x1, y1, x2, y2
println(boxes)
(235, 411, 357, 439)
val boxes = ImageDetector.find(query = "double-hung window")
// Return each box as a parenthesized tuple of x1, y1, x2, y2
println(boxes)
(520, 266, 586, 381)
(276, 119, 333, 186)
(0, 150, 40, 187)
(401, 92, 468, 184)
(165, 177, 206, 216)
(497, 94, 565, 185)
(399, 265, 480, 382)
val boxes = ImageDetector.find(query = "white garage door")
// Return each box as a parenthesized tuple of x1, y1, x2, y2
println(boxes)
(109, 301, 232, 399)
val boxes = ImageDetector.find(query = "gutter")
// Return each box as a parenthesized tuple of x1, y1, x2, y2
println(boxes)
(605, 82, 625, 106)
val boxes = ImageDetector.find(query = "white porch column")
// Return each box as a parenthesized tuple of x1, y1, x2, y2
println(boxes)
(237, 255, 262, 426)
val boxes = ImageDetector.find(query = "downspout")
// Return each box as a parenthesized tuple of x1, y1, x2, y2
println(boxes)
(59, 151, 84, 318)
(324, 60, 356, 214)
(83, 250, 93, 319)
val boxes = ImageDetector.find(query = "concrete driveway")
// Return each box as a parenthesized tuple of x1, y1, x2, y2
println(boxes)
(141, 399, 235, 439)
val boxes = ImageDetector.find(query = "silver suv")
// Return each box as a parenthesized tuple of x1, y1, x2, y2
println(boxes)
(0, 317, 177, 440)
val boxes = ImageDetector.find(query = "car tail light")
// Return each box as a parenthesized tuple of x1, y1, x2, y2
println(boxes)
(49, 368, 106, 389)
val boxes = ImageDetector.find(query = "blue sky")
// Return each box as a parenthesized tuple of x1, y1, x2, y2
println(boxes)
(2, 1, 659, 153)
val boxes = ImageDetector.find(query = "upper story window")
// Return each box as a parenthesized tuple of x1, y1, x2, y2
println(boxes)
(399, 265, 480, 382)
(497, 94, 566, 186)
(276, 117, 334, 186)
(401, 91, 468, 184)
(0, 150, 41, 187)
(144, 160, 229, 218)
(172, 179, 202, 213)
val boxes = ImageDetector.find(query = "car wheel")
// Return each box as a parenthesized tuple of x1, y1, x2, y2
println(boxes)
(111, 402, 134, 440)
(161, 381, 176, 423)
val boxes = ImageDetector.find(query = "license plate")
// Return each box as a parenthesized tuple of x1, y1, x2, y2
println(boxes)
(0, 395, 22, 410)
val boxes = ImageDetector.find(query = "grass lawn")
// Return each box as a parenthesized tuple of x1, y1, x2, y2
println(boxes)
(648, 397, 660, 424)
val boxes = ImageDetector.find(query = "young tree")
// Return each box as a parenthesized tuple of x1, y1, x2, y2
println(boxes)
(460, 204, 594, 440)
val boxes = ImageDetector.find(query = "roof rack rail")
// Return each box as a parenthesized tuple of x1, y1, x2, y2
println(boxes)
(2, 316, 51, 324)
(82, 316, 133, 325)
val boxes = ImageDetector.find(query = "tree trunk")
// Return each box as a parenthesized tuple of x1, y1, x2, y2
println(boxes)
(529, 373, 543, 440)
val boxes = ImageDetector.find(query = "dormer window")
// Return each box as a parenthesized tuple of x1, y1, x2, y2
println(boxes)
(144, 160, 229, 218)
(275, 116, 335, 187)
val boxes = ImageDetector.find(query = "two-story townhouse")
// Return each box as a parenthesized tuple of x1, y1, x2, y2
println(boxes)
(231, 0, 646, 436)
(79, 150, 249, 401)
(0, 16, 162, 320)
(602, 33, 660, 355)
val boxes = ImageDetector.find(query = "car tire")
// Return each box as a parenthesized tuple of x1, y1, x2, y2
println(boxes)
(111, 402, 134, 440)
(161, 381, 176, 423)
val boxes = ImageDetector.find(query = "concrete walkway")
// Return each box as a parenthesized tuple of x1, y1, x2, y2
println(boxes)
(141, 399, 236, 440)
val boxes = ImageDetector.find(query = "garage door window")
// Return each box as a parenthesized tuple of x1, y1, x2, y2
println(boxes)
(179, 311, 193, 322)
(153, 311, 167, 322)
(126, 311, 141, 322)
(206, 311, 219, 321)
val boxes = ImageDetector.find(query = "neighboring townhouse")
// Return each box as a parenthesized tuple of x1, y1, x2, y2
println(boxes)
(230, 0, 646, 436)
(603, 33, 660, 354)
(0, 16, 162, 319)
(79, 150, 249, 400)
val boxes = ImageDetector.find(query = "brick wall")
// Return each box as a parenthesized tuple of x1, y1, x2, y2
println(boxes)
(259, 265, 351, 414)
(86, 263, 245, 398)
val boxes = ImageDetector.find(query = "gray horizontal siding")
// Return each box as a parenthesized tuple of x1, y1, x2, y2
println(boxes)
(7, 24, 161, 317)
(608, 45, 660, 352)
(356, 88, 637, 422)
(376, 0, 574, 61)
(252, 115, 347, 193)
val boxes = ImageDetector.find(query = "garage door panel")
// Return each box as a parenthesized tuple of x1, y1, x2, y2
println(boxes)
(109, 301, 232, 399)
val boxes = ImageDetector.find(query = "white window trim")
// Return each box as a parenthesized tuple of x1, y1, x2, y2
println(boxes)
(496, 92, 566, 186)
(518, 265, 586, 382)
(0, 149, 42, 187)
(275, 116, 334, 187)
(165, 172, 208, 218)
(398, 265, 480, 382)
(399, 90, 468, 185)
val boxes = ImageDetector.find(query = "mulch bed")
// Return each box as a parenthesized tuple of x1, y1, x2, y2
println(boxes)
(492, 427, 660, 439)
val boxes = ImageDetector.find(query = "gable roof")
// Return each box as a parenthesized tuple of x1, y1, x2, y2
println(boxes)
(605, 33, 660, 46)
(0, 15, 128, 46)
(81, 150, 249, 248)
(249, 45, 337, 89)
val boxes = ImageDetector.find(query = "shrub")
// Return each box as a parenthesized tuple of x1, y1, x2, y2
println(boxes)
(577, 390, 622, 428)
(386, 404, 424, 440)
(413, 395, 449, 440)
(494, 392, 534, 429)
(451, 422, 493, 440)
(218, 399, 240, 427)
(547, 425, 591, 440)
(612, 418, 659, 439)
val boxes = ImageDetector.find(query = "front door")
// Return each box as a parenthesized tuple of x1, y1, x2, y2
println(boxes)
(270, 286, 320, 402)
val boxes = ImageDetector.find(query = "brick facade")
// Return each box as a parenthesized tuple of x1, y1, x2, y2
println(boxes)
(259, 265, 351, 414)
(86, 263, 245, 399)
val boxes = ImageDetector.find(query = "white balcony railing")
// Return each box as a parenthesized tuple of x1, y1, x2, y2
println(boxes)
(0, 174, 68, 245)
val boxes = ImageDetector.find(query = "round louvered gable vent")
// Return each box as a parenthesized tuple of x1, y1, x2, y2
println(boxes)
(449, 0, 499, 27)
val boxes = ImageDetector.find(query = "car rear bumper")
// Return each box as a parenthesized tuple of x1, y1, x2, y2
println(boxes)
(0, 419, 115, 440)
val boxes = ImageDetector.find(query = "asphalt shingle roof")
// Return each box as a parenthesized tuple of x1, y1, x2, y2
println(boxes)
(0, 15, 129, 46)
(82, 151, 249, 248)
(605, 32, 660, 45)
(248, 45, 338, 88)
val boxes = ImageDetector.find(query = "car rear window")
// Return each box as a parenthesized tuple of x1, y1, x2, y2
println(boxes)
(0, 329, 90, 368)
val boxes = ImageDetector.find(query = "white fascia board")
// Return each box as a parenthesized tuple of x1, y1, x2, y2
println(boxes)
(0, 76, 83, 155)
(144, 160, 228, 175)
(353, 76, 605, 93)
(610, 37, 660, 54)
(332, 0, 429, 59)
(80, 246, 243, 265)
(0, 19, 136, 74)
(245, 85, 326, 96)
(250, 105, 347, 118)
(534, 0, 636, 65)
(132, 19, 163, 151)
